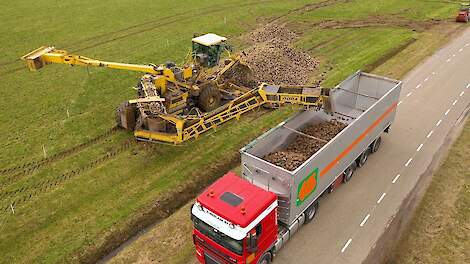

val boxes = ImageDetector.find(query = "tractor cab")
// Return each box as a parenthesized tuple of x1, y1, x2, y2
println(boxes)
(192, 33, 228, 68)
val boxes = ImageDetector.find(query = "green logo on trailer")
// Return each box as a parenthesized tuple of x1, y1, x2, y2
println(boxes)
(296, 168, 319, 206)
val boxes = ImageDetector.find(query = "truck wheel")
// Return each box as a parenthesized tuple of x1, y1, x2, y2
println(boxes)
(198, 85, 221, 112)
(257, 252, 272, 264)
(371, 136, 382, 153)
(304, 201, 319, 224)
(357, 150, 369, 167)
(342, 165, 354, 183)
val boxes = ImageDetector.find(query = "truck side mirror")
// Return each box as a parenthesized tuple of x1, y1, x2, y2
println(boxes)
(247, 234, 258, 253)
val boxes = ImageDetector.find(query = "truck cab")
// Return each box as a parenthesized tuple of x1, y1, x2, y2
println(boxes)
(191, 172, 278, 264)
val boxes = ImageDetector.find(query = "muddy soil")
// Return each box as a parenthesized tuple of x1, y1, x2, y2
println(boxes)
(264, 120, 347, 171)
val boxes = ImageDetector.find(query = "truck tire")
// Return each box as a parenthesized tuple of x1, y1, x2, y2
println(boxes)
(357, 149, 369, 167)
(304, 201, 319, 224)
(371, 136, 382, 153)
(198, 85, 221, 112)
(257, 252, 272, 264)
(342, 165, 354, 183)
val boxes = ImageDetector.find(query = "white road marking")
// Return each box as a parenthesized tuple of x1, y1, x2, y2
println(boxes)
(466, 84, 470, 89)
(405, 158, 413, 167)
(446, 58, 451, 62)
(424, 77, 429, 82)
(436, 119, 442, 127)
(360, 214, 371, 227)
(445, 109, 450, 116)
(341, 238, 353, 253)
(460, 91, 465, 97)
(377, 193, 387, 204)
(392, 174, 401, 184)
(466, 43, 469, 47)
(417, 143, 424, 152)
(397, 100, 402, 106)
(427, 130, 434, 138)
(459, 48, 463, 52)
(452, 54, 456, 57)
(416, 84, 422, 89)
(452, 100, 458, 106)
(432, 72, 436, 75)
(406, 92, 412, 97)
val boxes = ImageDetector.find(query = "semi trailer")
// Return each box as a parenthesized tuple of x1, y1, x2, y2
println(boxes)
(191, 71, 402, 264)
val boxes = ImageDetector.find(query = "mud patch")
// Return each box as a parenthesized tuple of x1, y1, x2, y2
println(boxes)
(264, 120, 346, 171)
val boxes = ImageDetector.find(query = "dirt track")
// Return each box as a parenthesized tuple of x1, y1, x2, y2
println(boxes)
(264, 120, 346, 171)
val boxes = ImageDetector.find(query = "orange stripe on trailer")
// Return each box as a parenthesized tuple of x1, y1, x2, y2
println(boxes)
(320, 102, 398, 177)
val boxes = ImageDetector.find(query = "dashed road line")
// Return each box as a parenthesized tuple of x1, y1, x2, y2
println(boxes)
(360, 214, 371, 227)
(446, 58, 451, 62)
(424, 77, 429, 82)
(341, 238, 353, 253)
(459, 48, 463, 52)
(432, 72, 436, 75)
(416, 143, 423, 152)
(392, 174, 400, 184)
(406, 92, 412, 97)
(377, 193, 386, 204)
(466, 43, 469, 47)
(416, 84, 422, 89)
(460, 91, 465, 97)
(452, 54, 456, 57)
(397, 100, 402, 106)
(444, 109, 450, 116)
(453, 100, 458, 106)
(466, 83, 470, 89)
(427, 130, 433, 138)
(405, 158, 413, 167)
(436, 119, 442, 127)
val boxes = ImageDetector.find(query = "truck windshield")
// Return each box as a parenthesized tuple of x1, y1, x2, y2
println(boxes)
(193, 216, 243, 255)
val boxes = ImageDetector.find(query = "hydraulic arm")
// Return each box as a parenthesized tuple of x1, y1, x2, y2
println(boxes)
(21, 46, 162, 74)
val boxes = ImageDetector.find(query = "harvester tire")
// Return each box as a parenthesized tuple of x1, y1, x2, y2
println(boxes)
(198, 85, 221, 112)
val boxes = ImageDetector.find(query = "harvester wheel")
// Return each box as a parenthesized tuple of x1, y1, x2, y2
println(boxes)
(198, 85, 221, 112)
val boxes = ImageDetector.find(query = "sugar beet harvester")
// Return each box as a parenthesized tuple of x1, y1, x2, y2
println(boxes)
(22, 33, 330, 144)
(191, 72, 402, 264)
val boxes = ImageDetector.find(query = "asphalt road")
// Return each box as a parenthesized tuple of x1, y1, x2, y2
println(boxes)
(275, 27, 470, 264)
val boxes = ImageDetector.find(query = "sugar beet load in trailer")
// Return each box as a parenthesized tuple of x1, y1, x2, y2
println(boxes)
(191, 72, 402, 264)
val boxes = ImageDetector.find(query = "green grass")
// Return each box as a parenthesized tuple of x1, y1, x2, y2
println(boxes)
(392, 121, 470, 264)
(289, 0, 457, 22)
(0, 0, 465, 263)
(296, 26, 415, 85)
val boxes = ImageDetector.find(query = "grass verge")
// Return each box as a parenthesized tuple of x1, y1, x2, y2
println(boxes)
(390, 120, 469, 264)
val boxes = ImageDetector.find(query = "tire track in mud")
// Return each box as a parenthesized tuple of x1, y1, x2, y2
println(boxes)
(0, 126, 120, 180)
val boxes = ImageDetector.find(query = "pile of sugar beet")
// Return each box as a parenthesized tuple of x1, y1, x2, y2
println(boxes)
(263, 120, 347, 171)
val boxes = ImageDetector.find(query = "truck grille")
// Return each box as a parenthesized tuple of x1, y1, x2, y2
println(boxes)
(204, 252, 221, 264)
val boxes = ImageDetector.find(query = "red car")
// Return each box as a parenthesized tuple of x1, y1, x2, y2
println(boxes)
(456, 10, 469, 22)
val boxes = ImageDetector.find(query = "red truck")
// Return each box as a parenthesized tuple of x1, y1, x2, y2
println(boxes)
(456, 3, 470, 22)
(191, 72, 402, 264)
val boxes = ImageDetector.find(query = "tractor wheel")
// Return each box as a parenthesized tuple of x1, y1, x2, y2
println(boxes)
(198, 85, 221, 112)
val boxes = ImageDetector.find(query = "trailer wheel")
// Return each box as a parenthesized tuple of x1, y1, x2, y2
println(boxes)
(304, 201, 319, 224)
(342, 165, 354, 183)
(257, 252, 272, 264)
(357, 150, 369, 167)
(371, 136, 382, 153)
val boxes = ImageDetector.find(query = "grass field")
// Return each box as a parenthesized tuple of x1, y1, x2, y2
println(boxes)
(391, 120, 470, 264)
(0, 0, 464, 263)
